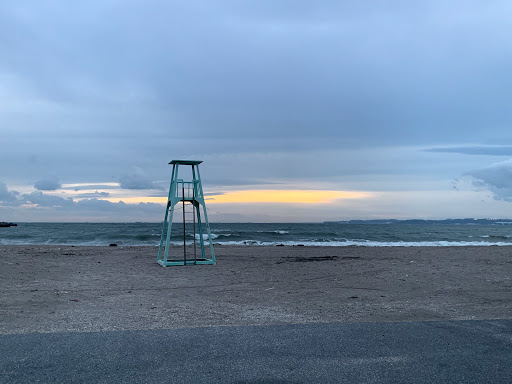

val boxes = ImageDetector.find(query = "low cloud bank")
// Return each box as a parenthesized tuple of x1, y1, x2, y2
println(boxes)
(464, 159, 512, 201)
(0, 182, 20, 205)
(0, 182, 162, 213)
(76, 191, 110, 198)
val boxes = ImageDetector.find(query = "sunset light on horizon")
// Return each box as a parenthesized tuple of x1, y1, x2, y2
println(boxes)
(97, 189, 371, 205)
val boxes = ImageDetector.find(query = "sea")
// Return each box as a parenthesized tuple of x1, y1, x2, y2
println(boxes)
(1, 222, 512, 247)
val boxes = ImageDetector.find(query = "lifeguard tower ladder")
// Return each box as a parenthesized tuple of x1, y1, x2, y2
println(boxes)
(157, 160, 216, 266)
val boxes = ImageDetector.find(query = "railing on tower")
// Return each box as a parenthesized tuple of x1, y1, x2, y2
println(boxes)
(173, 180, 202, 200)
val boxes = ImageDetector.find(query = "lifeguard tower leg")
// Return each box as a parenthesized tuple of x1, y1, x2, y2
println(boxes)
(196, 204, 206, 259)
(157, 202, 170, 262)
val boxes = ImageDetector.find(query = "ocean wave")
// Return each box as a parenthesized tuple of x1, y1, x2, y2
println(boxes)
(296, 231, 339, 237)
(215, 234, 232, 238)
(4, 222, 512, 247)
(134, 234, 160, 241)
(256, 230, 290, 235)
(194, 233, 219, 240)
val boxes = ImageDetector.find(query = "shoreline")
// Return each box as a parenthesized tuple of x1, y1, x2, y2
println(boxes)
(3, 242, 512, 247)
(1, 245, 511, 334)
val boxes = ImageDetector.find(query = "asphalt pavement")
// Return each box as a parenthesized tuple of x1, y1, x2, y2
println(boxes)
(1, 320, 511, 383)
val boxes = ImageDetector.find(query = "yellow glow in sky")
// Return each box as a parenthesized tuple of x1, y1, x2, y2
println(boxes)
(208, 190, 370, 204)
(101, 190, 371, 205)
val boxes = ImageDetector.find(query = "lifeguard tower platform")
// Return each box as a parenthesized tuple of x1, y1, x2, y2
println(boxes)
(157, 160, 216, 266)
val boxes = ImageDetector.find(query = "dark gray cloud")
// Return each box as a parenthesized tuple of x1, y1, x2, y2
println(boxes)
(119, 168, 156, 190)
(426, 147, 512, 156)
(464, 159, 512, 201)
(0, 182, 15, 200)
(61, 184, 120, 191)
(2, 0, 512, 148)
(0, 182, 22, 206)
(204, 192, 225, 196)
(201, 178, 285, 188)
(34, 176, 61, 191)
(23, 191, 73, 207)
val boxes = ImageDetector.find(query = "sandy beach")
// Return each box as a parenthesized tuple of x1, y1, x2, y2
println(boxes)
(1, 245, 511, 334)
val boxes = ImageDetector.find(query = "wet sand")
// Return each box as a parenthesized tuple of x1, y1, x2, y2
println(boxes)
(1, 245, 511, 334)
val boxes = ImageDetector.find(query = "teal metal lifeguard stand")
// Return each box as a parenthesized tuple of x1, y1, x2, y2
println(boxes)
(157, 160, 216, 266)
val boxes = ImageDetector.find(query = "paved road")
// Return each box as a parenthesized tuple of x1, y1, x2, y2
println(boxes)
(1, 320, 511, 383)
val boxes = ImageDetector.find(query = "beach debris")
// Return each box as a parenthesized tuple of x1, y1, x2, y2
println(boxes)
(277, 256, 339, 263)
(109, 243, 117, 247)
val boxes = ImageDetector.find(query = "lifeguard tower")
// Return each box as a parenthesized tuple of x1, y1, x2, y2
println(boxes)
(157, 160, 216, 266)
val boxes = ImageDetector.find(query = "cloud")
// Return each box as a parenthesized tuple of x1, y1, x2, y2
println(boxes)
(204, 192, 225, 196)
(23, 191, 73, 207)
(34, 176, 61, 191)
(0, 182, 162, 218)
(119, 168, 155, 189)
(0, 182, 15, 200)
(0, 190, 164, 222)
(60, 184, 120, 191)
(74, 198, 162, 213)
(425, 146, 512, 156)
(2, 0, 512, 151)
(76, 191, 110, 198)
(0, 182, 23, 206)
(464, 159, 512, 201)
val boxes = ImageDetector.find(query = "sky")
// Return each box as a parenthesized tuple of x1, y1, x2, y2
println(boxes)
(1, 0, 512, 222)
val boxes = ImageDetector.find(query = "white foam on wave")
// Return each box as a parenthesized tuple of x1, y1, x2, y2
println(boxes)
(194, 233, 219, 240)
(212, 240, 512, 247)
(256, 230, 289, 234)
